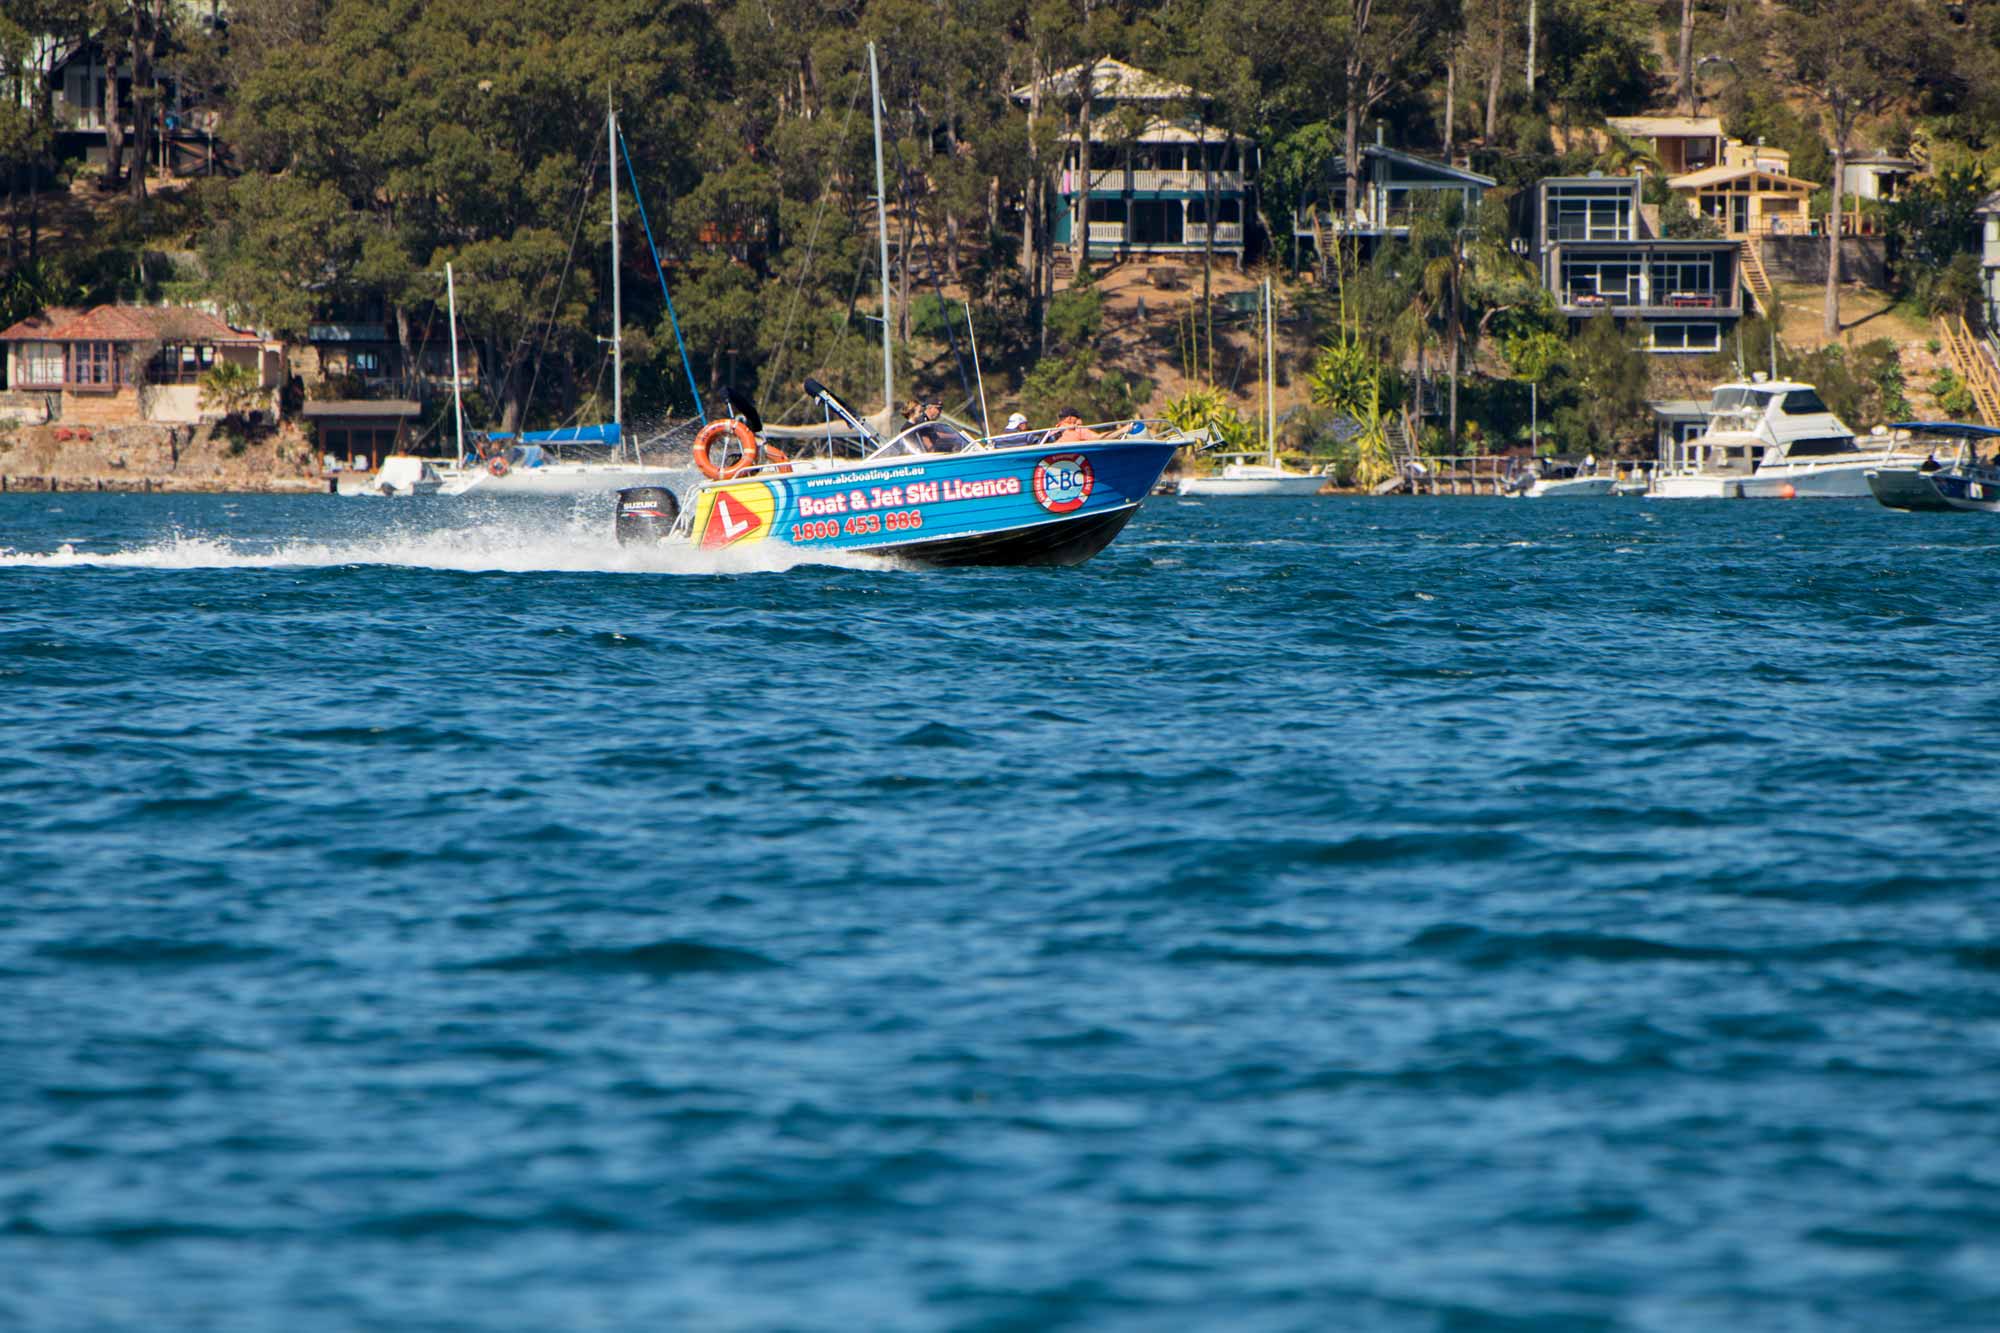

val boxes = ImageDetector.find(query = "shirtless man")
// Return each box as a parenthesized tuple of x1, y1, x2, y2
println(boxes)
(1051, 408, 1101, 444)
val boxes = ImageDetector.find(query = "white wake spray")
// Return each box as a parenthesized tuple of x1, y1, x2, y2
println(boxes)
(0, 506, 895, 576)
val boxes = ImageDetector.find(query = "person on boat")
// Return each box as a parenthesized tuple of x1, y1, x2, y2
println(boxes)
(914, 402, 976, 454)
(1052, 408, 1101, 444)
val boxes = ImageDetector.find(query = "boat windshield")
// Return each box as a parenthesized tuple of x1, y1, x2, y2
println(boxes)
(1784, 436, 1854, 457)
(1710, 387, 1775, 414)
(1780, 388, 1829, 415)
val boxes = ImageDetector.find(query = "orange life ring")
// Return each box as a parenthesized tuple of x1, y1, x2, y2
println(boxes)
(762, 444, 792, 476)
(488, 456, 510, 477)
(694, 420, 758, 480)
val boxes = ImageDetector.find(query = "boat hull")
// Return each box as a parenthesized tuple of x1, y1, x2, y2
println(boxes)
(1651, 459, 1897, 498)
(1521, 476, 1619, 498)
(1867, 467, 1955, 512)
(1933, 471, 2000, 513)
(677, 438, 1180, 567)
(441, 464, 697, 497)
(1177, 474, 1326, 497)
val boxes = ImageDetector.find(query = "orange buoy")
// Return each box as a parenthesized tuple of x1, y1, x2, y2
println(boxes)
(1778, 483, 1797, 499)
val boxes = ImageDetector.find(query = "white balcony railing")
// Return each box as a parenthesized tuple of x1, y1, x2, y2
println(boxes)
(1128, 169, 1244, 193)
(1087, 222, 1127, 245)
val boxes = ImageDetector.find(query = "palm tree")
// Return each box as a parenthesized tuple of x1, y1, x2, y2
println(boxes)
(1597, 126, 1664, 179)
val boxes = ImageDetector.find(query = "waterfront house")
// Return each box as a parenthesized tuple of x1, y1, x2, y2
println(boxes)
(1666, 162, 1819, 238)
(1293, 134, 1496, 264)
(302, 321, 477, 399)
(1011, 58, 1254, 263)
(35, 13, 228, 176)
(1980, 190, 2000, 332)
(1605, 116, 1725, 175)
(0, 304, 283, 426)
(1535, 175, 1742, 355)
(1841, 152, 1922, 202)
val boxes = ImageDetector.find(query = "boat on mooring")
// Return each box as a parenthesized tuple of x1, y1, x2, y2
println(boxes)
(1867, 422, 2000, 513)
(1503, 459, 1619, 498)
(1649, 373, 1924, 498)
(614, 380, 1181, 566)
(1177, 278, 1328, 498)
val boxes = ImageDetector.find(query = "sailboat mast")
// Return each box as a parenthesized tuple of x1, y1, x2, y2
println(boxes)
(608, 98, 625, 461)
(868, 42, 894, 420)
(1264, 278, 1276, 465)
(446, 262, 465, 463)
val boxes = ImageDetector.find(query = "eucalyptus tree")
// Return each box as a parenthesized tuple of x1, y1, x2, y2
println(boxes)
(1770, 0, 1940, 338)
(217, 0, 720, 430)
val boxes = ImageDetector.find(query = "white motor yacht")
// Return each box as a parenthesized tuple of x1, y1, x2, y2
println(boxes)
(1648, 374, 1924, 498)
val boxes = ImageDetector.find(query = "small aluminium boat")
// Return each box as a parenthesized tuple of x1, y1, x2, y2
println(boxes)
(1503, 460, 1619, 498)
(614, 380, 1181, 567)
(1867, 422, 2000, 513)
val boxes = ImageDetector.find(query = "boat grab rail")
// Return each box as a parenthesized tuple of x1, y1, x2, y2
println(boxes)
(718, 418, 1184, 479)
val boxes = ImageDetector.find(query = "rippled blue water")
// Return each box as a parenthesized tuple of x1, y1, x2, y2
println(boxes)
(4, 492, 1999, 1331)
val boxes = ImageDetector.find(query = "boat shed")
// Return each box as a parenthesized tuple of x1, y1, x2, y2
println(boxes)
(303, 399, 422, 471)
(1649, 399, 1711, 456)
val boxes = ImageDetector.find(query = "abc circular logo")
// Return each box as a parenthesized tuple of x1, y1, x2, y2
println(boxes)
(1032, 454, 1095, 514)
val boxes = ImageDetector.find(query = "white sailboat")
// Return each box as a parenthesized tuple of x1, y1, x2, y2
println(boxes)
(1178, 279, 1327, 497)
(438, 102, 697, 499)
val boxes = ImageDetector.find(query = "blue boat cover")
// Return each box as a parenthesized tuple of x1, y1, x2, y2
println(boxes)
(484, 423, 623, 446)
(1890, 421, 2000, 438)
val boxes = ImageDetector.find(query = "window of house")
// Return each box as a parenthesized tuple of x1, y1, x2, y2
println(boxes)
(18, 342, 64, 387)
(1087, 198, 1125, 223)
(72, 341, 118, 388)
(1650, 322, 1721, 353)
(353, 351, 382, 376)
(150, 343, 217, 383)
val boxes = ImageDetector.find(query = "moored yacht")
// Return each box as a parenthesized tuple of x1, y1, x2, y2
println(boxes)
(1648, 373, 1923, 498)
(1177, 455, 1328, 497)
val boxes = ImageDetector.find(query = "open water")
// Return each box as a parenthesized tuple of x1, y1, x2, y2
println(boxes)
(2, 492, 1998, 1331)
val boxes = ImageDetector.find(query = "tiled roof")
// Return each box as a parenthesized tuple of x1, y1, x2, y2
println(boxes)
(0, 304, 262, 344)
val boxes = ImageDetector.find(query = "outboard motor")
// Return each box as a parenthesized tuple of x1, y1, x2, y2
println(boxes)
(615, 486, 681, 546)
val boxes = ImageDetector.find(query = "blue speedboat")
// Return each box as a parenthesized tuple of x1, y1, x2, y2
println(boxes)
(1866, 422, 2000, 513)
(615, 381, 1182, 566)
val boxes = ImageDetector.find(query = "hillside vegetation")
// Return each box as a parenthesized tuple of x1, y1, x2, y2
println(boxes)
(3, 0, 1997, 457)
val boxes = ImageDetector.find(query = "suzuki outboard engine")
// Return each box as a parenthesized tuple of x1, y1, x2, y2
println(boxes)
(615, 486, 681, 546)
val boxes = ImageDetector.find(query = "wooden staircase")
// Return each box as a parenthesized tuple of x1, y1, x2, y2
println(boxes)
(1938, 315, 2000, 428)
(1737, 239, 1774, 318)
(1383, 410, 1414, 460)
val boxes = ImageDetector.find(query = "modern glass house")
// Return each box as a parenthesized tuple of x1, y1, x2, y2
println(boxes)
(1293, 137, 1496, 264)
(1535, 175, 1743, 355)
(1012, 58, 1254, 262)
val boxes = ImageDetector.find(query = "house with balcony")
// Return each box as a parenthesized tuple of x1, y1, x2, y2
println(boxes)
(1292, 135, 1496, 265)
(1011, 58, 1254, 262)
(1536, 175, 1742, 355)
(1667, 161, 1819, 238)
(34, 8, 228, 175)
(0, 304, 283, 427)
